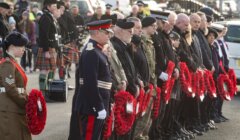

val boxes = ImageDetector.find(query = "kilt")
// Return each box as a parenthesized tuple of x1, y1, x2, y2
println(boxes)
(63, 42, 79, 64)
(35, 48, 57, 71)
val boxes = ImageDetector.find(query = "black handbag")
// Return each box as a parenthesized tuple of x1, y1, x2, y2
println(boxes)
(48, 80, 68, 102)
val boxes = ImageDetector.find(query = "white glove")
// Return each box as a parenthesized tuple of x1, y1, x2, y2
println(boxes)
(159, 72, 169, 81)
(97, 109, 107, 120)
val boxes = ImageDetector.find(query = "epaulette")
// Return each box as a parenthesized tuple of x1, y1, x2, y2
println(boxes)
(86, 43, 94, 51)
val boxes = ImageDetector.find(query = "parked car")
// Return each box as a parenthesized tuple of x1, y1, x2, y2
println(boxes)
(215, 20, 240, 83)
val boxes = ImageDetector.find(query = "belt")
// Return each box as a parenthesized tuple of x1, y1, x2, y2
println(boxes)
(79, 78, 112, 90)
(0, 87, 25, 94)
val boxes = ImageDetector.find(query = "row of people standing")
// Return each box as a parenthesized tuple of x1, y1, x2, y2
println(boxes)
(68, 5, 231, 140)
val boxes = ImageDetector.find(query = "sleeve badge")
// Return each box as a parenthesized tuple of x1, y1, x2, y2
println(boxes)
(5, 75, 15, 85)
(86, 43, 94, 51)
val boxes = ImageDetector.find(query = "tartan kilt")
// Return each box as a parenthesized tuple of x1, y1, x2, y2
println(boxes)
(63, 42, 79, 64)
(35, 48, 57, 71)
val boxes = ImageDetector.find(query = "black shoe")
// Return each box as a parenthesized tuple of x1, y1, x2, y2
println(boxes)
(213, 117, 221, 123)
(220, 115, 229, 121)
(191, 128, 203, 136)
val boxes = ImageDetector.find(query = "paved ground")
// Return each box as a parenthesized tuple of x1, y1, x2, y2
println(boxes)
(28, 67, 240, 140)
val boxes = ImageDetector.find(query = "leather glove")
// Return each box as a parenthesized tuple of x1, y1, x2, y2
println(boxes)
(97, 109, 107, 120)
(159, 72, 169, 81)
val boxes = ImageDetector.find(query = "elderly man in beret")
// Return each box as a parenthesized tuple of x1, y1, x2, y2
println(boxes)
(110, 19, 139, 140)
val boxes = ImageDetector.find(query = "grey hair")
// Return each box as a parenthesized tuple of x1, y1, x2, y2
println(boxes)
(127, 17, 141, 23)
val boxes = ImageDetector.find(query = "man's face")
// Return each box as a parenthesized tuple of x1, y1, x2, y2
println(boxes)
(106, 8, 111, 14)
(96, 8, 102, 16)
(7, 5, 14, 16)
(132, 6, 138, 15)
(60, 6, 65, 15)
(133, 21, 142, 36)
(146, 22, 157, 35)
(71, 7, 78, 15)
(181, 19, 190, 33)
(207, 33, 216, 45)
(64, 0, 70, 9)
(121, 28, 133, 43)
(190, 16, 201, 31)
(163, 21, 172, 34)
(200, 15, 207, 30)
(97, 30, 111, 45)
(53, 8, 61, 18)
(47, 4, 57, 14)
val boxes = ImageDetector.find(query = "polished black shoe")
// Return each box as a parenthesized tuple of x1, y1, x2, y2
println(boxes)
(191, 128, 203, 136)
(213, 117, 221, 123)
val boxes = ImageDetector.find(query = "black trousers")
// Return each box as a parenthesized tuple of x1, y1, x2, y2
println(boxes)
(68, 112, 105, 140)
(21, 49, 32, 69)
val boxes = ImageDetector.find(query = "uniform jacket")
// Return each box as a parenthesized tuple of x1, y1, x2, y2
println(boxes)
(141, 35, 156, 85)
(74, 39, 112, 116)
(39, 9, 58, 52)
(111, 36, 138, 96)
(0, 56, 30, 140)
(0, 56, 28, 113)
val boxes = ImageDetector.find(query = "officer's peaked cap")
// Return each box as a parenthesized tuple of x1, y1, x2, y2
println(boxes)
(106, 4, 112, 9)
(199, 7, 214, 22)
(87, 19, 113, 33)
(169, 31, 180, 40)
(116, 19, 134, 29)
(150, 10, 169, 22)
(137, 0, 145, 6)
(211, 23, 224, 32)
(142, 16, 156, 28)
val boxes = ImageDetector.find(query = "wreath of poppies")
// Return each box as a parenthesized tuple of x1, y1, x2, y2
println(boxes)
(140, 84, 153, 115)
(152, 87, 161, 120)
(217, 74, 234, 101)
(228, 68, 237, 96)
(204, 70, 217, 98)
(162, 61, 175, 103)
(26, 89, 47, 135)
(103, 105, 114, 139)
(197, 70, 205, 101)
(114, 90, 136, 135)
(179, 62, 193, 97)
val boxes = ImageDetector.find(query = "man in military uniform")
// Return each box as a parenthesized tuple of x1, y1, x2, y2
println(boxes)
(133, 16, 157, 140)
(68, 19, 113, 140)
(36, 0, 58, 101)
(0, 2, 10, 58)
(102, 4, 113, 20)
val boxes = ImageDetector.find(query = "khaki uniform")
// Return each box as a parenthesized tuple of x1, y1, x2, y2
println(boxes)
(133, 36, 156, 140)
(0, 57, 31, 140)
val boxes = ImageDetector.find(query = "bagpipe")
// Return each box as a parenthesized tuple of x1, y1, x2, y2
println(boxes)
(26, 89, 47, 135)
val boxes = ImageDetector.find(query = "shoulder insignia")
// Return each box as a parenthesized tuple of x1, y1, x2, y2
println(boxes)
(86, 43, 94, 51)
(5, 75, 15, 85)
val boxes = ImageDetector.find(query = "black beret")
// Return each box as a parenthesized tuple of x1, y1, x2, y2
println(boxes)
(142, 16, 156, 28)
(137, 0, 144, 6)
(0, 2, 10, 9)
(169, 31, 180, 40)
(4, 32, 29, 47)
(43, 0, 58, 6)
(207, 27, 218, 38)
(150, 10, 169, 21)
(106, 4, 112, 9)
(116, 19, 134, 29)
(199, 7, 214, 22)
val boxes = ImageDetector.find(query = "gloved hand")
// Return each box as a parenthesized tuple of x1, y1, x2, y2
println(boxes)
(159, 72, 169, 81)
(97, 109, 107, 120)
